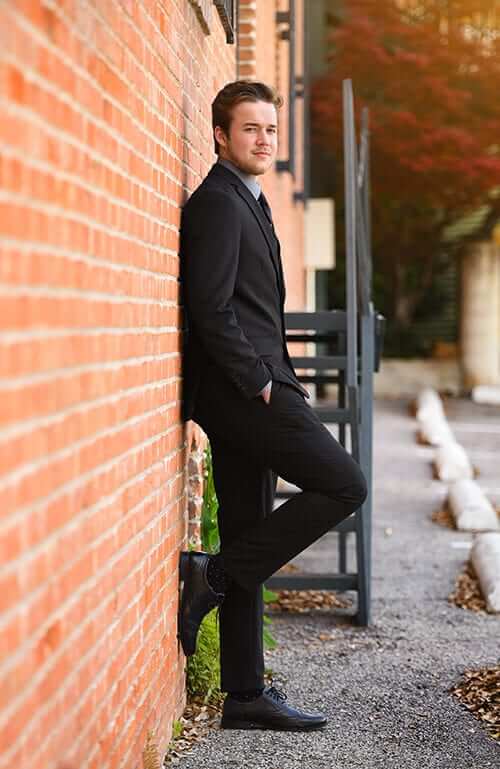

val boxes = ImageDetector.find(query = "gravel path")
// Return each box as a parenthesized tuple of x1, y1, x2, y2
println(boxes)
(176, 399, 499, 769)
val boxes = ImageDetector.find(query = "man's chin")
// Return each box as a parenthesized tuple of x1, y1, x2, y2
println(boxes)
(247, 158, 273, 175)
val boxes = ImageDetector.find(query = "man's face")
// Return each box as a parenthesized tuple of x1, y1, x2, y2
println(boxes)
(215, 100, 278, 177)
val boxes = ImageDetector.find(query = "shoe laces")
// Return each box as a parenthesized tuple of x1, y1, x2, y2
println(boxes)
(267, 680, 287, 703)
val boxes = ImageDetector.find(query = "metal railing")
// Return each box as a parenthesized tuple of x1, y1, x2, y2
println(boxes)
(266, 80, 385, 626)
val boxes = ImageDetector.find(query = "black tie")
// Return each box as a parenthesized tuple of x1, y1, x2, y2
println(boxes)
(258, 190, 284, 300)
(258, 191, 274, 227)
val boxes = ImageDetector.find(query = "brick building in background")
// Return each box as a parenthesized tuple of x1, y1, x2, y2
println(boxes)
(0, 2, 306, 768)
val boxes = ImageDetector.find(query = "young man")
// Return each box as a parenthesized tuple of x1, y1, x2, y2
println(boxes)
(179, 81, 367, 731)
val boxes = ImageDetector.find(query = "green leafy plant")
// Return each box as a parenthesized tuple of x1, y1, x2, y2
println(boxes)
(186, 608, 221, 703)
(201, 443, 220, 554)
(263, 587, 279, 650)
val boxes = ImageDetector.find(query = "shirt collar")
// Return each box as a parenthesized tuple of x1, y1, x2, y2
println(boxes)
(217, 158, 261, 201)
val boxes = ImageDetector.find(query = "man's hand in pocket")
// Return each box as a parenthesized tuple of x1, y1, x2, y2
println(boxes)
(259, 379, 272, 405)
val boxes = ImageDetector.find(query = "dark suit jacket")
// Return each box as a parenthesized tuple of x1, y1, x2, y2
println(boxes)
(179, 161, 309, 423)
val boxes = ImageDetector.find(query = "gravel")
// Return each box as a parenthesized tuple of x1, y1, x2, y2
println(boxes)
(175, 399, 500, 769)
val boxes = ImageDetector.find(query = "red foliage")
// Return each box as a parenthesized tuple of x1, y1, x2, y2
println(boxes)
(312, 0, 500, 214)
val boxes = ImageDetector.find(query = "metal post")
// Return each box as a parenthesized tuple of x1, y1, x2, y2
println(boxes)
(342, 79, 360, 463)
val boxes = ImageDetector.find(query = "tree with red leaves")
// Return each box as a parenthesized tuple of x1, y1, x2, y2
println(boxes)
(312, 0, 500, 341)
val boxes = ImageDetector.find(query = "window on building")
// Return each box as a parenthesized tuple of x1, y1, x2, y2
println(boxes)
(214, 0, 236, 44)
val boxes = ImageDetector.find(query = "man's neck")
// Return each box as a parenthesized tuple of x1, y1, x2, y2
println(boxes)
(217, 157, 261, 201)
(218, 156, 257, 183)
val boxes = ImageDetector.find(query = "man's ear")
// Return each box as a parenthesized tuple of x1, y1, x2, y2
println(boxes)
(214, 125, 228, 150)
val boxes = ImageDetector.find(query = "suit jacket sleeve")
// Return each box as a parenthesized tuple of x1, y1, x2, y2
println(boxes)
(181, 189, 272, 399)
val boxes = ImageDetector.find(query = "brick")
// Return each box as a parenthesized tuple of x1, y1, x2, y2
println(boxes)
(0, 0, 306, 766)
(238, 62, 257, 77)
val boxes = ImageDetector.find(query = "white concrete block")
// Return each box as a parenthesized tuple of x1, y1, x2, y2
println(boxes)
(418, 415, 455, 447)
(448, 479, 499, 531)
(471, 532, 500, 612)
(434, 442, 474, 482)
(416, 387, 445, 422)
(472, 386, 500, 406)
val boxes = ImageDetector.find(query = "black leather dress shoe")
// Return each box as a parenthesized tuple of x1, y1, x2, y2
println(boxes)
(220, 685, 327, 731)
(178, 551, 224, 657)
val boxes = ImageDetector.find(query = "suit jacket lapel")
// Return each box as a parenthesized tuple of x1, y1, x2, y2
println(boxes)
(234, 185, 283, 297)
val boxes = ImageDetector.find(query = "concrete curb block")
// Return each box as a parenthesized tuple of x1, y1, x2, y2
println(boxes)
(416, 387, 446, 423)
(434, 442, 474, 482)
(448, 479, 500, 532)
(416, 387, 455, 446)
(416, 388, 500, 610)
(471, 532, 500, 613)
(415, 389, 474, 482)
(418, 415, 455, 447)
(472, 385, 500, 405)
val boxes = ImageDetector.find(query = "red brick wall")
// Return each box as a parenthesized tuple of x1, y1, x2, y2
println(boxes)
(0, 2, 235, 768)
(0, 1, 306, 766)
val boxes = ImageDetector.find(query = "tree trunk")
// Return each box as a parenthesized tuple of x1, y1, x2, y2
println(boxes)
(394, 293, 414, 327)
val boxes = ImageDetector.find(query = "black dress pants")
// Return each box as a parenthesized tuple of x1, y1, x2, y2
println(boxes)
(192, 365, 367, 692)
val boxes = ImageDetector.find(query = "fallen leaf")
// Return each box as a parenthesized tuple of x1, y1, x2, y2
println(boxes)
(450, 665, 499, 743)
(267, 589, 352, 613)
(431, 502, 456, 530)
(448, 560, 487, 613)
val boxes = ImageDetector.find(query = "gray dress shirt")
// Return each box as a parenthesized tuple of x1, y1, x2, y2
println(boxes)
(217, 158, 261, 200)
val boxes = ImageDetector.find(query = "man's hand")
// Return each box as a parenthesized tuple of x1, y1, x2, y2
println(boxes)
(259, 379, 272, 405)
(185, 419, 203, 452)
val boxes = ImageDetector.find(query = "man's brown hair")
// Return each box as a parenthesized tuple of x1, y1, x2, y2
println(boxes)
(211, 80, 283, 155)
